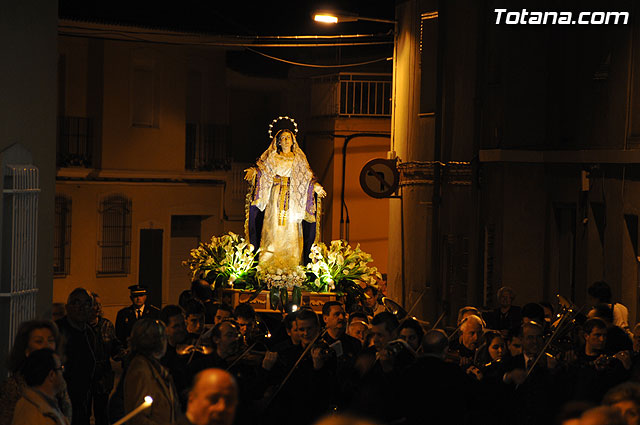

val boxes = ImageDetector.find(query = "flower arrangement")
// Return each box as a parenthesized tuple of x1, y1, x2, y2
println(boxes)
(256, 264, 307, 310)
(182, 232, 259, 289)
(306, 240, 381, 297)
(183, 235, 382, 310)
(257, 265, 307, 290)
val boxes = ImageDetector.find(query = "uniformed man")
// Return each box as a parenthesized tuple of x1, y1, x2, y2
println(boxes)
(115, 284, 160, 346)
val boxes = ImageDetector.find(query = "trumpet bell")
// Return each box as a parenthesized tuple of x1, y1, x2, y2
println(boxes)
(557, 294, 574, 311)
(382, 297, 407, 320)
(553, 294, 579, 329)
(381, 297, 430, 327)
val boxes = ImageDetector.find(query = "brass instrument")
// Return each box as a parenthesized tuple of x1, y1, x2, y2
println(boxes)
(552, 295, 580, 331)
(381, 297, 431, 327)
(524, 294, 585, 379)
(382, 297, 407, 319)
(546, 294, 585, 360)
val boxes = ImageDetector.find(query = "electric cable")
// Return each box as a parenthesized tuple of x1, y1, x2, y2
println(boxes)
(246, 47, 391, 68)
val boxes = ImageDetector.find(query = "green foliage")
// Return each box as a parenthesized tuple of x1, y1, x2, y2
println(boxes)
(306, 240, 381, 294)
(182, 232, 259, 290)
(183, 236, 381, 298)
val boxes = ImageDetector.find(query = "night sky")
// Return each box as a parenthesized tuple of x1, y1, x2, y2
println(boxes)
(58, 0, 396, 36)
(59, 1, 396, 77)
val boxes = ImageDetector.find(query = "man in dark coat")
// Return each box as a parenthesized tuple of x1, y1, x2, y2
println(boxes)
(348, 312, 405, 424)
(88, 293, 124, 425)
(115, 284, 160, 347)
(321, 301, 362, 365)
(500, 321, 563, 425)
(484, 286, 522, 333)
(402, 329, 473, 425)
(56, 288, 97, 425)
(265, 309, 335, 425)
(567, 318, 629, 404)
(159, 304, 191, 409)
(320, 301, 361, 409)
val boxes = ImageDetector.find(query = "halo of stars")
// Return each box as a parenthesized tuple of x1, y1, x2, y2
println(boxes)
(268, 116, 298, 140)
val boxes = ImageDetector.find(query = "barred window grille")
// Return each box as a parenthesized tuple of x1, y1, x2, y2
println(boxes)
(310, 73, 392, 117)
(339, 75, 391, 116)
(98, 194, 131, 275)
(53, 195, 71, 276)
(57, 116, 93, 167)
(185, 123, 232, 170)
(1, 164, 40, 358)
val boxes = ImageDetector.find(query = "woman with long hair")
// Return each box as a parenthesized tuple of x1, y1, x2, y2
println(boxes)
(0, 319, 72, 424)
(475, 330, 508, 368)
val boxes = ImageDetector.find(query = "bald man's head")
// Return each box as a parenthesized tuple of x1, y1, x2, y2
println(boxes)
(187, 369, 238, 425)
(422, 329, 449, 358)
(460, 315, 484, 351)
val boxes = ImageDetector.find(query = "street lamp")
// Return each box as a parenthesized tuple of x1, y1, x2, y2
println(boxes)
(313, 10, 397, 25)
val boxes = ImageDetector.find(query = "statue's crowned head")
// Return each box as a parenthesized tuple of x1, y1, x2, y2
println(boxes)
(267, 116, 299, 155)
(274, 129, 296, 153)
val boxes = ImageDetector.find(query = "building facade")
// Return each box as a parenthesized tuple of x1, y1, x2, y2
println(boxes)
(391, 0, 639, 325)
(56, 22, 263, 320)
(55, 20, 393, 322)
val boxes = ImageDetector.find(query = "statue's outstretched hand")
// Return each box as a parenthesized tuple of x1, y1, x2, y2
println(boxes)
(244, 167, 257, 182)
(314, 184, 327, 198)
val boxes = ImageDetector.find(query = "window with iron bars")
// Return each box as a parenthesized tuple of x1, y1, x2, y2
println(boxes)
(311, 73, 391, 117)
(2, 162, 40, 355)
(54, 195, 72, 277)
(185, 123, 232, 170)
(97, 194, 131, 275)
(339, 74, 391, 116)
(57, 116, 93, 167)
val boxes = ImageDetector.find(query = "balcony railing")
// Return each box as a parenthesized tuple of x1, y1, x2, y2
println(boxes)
(311, 73, 392, 118)
(185, 123, 232, 171)
(57, 116, 93, 167)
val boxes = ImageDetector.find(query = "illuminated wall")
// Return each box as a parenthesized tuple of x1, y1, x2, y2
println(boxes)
(306, 117, 391, 281)
(55, 35, 233, 322)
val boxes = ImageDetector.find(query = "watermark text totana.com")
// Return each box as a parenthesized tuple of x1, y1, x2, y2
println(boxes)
(494, 9, 629, 25)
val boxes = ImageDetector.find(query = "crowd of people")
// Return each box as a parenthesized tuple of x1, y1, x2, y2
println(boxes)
(3, 279, 640, 425)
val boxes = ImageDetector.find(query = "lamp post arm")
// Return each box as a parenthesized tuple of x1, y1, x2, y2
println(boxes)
(357, 17, 398, 25)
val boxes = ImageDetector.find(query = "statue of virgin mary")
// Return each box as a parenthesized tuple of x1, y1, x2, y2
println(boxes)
(244, 118, 326, 271)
